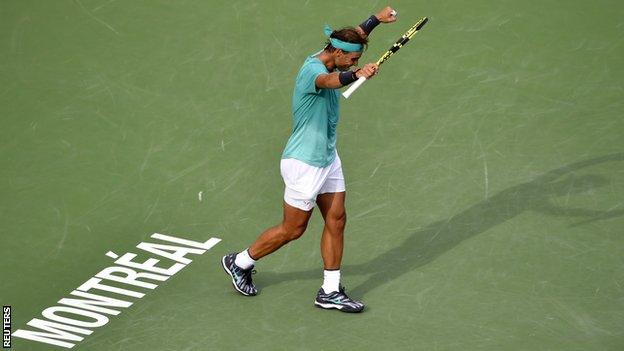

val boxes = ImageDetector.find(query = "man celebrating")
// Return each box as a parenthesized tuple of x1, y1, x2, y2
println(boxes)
(222, 7, 397, 313)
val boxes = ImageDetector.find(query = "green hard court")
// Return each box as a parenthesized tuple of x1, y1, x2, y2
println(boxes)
(1, 0, 623, 350)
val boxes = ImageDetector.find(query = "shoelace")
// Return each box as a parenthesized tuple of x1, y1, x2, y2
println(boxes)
(335, 286, 362, 305)
(243, 269, 257, 293)
(241, 268, 256, 284)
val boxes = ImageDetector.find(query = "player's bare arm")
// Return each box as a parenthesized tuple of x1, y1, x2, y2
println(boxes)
(356, 6, 398, 38)
(315, 63, 379, 89)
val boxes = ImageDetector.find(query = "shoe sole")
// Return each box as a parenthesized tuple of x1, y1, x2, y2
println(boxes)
(314, 301, 364, 313)
(221, 256, 256, 296)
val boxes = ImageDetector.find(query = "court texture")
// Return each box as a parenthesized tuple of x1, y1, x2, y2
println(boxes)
(1, 1, 623, 350)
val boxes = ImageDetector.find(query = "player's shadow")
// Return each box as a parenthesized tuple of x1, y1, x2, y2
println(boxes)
(258, 152, 624, 298)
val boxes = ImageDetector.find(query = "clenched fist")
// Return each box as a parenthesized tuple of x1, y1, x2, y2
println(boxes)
(356, 63, 379, 79)
(375, 6, 398, 23)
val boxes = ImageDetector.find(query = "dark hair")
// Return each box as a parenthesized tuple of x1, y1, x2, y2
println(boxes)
(324, 27, 368, 52)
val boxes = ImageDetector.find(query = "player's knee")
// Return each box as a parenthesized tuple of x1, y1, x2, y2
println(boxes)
(327, 211, 346, 233)
(281, 223, 307, 241)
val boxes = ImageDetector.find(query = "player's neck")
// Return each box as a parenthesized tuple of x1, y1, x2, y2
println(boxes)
(318, 50, 336, 71)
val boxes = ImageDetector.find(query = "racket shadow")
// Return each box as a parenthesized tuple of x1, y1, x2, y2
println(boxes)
(257, 152, 624, 298)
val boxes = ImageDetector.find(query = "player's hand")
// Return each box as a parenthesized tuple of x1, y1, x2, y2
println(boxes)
(356, 63, 379, 79)
(375, 6, 398, 23)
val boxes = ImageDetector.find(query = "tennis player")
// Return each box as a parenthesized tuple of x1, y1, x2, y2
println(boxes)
(222, 7, 397, 313)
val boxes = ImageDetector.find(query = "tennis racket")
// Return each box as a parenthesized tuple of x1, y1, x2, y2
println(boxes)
(342, 17, 429, 99)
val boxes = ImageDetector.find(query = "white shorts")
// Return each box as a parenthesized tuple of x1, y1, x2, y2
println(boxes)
(280, 154, 346, 211)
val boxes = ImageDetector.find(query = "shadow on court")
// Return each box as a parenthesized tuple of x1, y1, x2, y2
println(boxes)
(258, 152, 624, 298)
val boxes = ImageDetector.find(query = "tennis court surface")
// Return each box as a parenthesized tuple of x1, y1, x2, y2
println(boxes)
(1, 1, 623, 350)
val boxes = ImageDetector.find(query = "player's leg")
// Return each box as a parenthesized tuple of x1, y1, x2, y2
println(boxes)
(314, 191, 363, 312)
(316, 153, 348, 273)
(222, 202, 312, 296)
(248, 201, 313, 259)
(317, 191, 346, 270)
(312, 153, 364, 312)
(222, 157, 321, 296)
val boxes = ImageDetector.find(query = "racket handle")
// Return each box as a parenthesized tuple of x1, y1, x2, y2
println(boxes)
(342, 76, 367, 99)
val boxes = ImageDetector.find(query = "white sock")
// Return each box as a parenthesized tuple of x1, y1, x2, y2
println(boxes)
(322, 269, 341, 293)
(234, 249, 256, 270)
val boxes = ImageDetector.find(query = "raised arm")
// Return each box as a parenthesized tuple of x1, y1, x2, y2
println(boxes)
(355, 6, 398, 38)
(313, 6, 397, 90)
